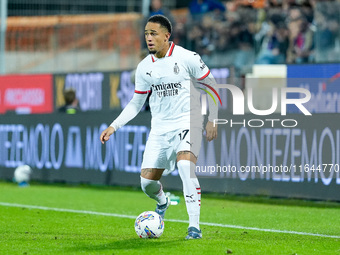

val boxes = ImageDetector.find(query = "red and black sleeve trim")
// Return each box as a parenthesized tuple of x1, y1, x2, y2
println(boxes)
(198, 70, 210, 81)
(135, 90, 151, 94)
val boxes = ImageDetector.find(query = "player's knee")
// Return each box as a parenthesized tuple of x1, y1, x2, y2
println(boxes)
(177, 160, 197, 179)
(140, 176, 157, 193)
(177, 151, 197, 163)
(141, 168, 164, 180)
(140, 176, 148, 192)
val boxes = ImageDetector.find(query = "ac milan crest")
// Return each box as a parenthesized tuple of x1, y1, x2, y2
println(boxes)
(174, 63, 180, 75)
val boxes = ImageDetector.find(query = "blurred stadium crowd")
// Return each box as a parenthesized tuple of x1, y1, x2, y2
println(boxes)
(4, 0, 340, 74)
(169, 0, 340, 74)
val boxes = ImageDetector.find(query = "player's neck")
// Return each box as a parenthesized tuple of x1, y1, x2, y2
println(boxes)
(155, 42, 171, 59)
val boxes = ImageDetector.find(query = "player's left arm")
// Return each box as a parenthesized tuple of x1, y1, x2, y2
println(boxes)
(200, 72, 218, 142)
(187, 52, 218, 142)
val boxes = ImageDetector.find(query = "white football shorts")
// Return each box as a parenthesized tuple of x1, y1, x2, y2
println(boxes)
(141, 127, 203, 175)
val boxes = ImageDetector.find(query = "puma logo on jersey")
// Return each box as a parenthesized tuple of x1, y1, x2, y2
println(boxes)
(186, 141, 193, 147)
(186, 194, 194, 199)
(146, 71, 152, 77)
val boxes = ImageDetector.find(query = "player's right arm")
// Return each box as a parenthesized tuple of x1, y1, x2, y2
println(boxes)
(100, 92, 148, 144)
(100, 63, 150, 144)
(100, 91, 149, 144)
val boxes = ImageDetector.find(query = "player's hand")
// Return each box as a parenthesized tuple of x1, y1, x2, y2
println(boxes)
(205, 121, 217, 142)
(100, 126, 115, 144)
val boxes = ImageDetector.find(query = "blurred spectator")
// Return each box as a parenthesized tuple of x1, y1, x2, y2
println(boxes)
(187, 23, 204, 53)
(58, 89, 80, 114)
(313, 1, 340, 62)
(148, 0, 176, 25)
(234, 20, 256, 73)
(255, 14, 289, 64)
(141, 0, 176, 48)
(187, 16, 218, 58)
(287, 8, 314, 63)
(189, 0, 226, 21)
(175, 0, 338, 71)
(301, 1, 314, 23)
(231, 6, 256, 73)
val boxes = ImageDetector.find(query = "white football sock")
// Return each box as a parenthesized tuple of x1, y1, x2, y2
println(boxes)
(140, 176, 167, 205)
(177, 160, 201, 230)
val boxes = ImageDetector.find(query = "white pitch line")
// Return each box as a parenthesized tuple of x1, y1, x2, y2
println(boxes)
(0, 202, 339, 239)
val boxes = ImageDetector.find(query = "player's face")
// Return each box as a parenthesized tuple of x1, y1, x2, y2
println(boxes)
(145, 22, 170, 57)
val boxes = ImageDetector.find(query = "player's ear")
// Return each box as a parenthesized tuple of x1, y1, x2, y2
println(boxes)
(165, 32, 171, 41)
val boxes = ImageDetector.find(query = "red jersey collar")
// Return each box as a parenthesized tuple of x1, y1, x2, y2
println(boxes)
(151, 42, 175, 62)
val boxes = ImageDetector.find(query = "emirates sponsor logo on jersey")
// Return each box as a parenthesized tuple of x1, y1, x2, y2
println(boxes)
(151, 82, 182, 91)
(151, 82, 182, 98)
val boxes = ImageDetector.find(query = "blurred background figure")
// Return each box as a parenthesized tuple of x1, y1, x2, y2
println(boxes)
(3, 0, 339, 74)
(58, 88, 80, 114)
(313, 1, 339, 63)
(189, 0, 226, 22)
(149, 0, 174, 20)
(287, 8, 314, 63)
(255, 14, 289, 64)
(141, 0, 176, 48)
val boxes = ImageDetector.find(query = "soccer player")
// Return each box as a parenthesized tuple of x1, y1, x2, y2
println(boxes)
(100, 15, 218, 239)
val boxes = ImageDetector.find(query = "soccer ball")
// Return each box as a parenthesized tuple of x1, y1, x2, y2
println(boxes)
(14, 165, 32, 185)
(134, 211, 164, 238)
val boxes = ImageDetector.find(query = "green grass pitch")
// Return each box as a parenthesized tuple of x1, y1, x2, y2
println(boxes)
(0, 182, 339, 255)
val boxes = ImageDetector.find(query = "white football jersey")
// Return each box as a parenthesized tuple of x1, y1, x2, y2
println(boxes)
(135, 42, 210, 135)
